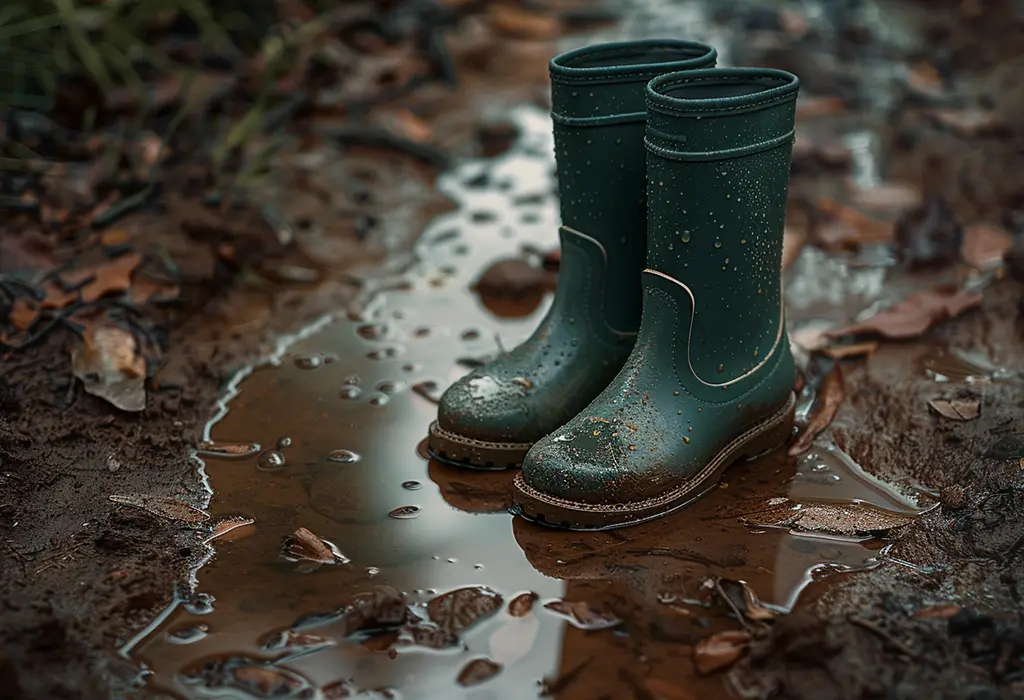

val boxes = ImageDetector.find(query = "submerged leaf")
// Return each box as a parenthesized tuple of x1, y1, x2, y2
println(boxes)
(204, 517, 257, 544)
(456, 657, 503, 687)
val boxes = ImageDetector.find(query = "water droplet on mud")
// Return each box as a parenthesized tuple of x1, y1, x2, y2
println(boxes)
(447, 558, 457, 564)
(367, 392, 390, 407)
(293, 354, 323, 370)
(167, 624, 208, 644)
(376, 380, 405, 393)
(183, 593, 215, 615)
(367, 346, 402, 361)
(388, 505, 421, 519)
(402, 480, 422, 490)
(327, 450, 360, 464)
(275, 436, 292, 449)
(474, 563, 484, 569)
(461, 329, 481, 341)
(356, 324, 389, 341)
(366, 566, 380, 577)
(339, 385, 362, 400)
(256, 450, 286, 471)
(413, 326, 432, 338)
(656, 592, 677, 605)
(402, 363, 422, 373)
(196, 441, 261, 459)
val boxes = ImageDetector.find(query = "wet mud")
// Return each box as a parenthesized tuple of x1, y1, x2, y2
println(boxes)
(128, 108, 943, 700)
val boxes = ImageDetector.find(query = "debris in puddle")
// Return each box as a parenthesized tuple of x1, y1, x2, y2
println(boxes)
(508, 591, 539, 617)
(401, 480, 422, 491)
(472, 258, 554, 301)
(715, 579, 778, 623)
(790, 363, 845, 456)
(179, 656, 310, 698)
(422, 586, 504, 642)
(340, 586, 408, 636)
(828, 285, 983, 340)
(913, 603, 962, 619)
(961, 224, 1014, 270)
(71, 326, 147, 412)
(276, 436, 292, 449)
(203, 517, 257, 544)
(280, 527, 348, 570)
(927, 397, 981, 421)
(543, 599, 622, 630)
(322, 679, 398, 699)
(259, 628, 337, 653)
(694, 630, 752, 675)
(167, 624, 209, 645)
(744, 500, 914, 536)
(196, 441, 261, 459)
(456, 657, 503, 687)
(109, 494, 210, 523)
(327, 449, 361, 463)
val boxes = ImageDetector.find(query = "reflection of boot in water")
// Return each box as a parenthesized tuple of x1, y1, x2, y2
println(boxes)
(428, 40, 718, 470)
(427, 458, 516, 514)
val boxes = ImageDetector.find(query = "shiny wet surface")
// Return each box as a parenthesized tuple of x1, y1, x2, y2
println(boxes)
(127, 107, 933, 699)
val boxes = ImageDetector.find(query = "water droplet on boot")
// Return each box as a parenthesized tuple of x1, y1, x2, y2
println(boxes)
(340, 385, 362, 400)
(367, 346, 401, 361)
(389, 505, 421, 519)
(367, 392, 390, 407)
(328, 450, 360, 464)
(256, 450, 286, 471)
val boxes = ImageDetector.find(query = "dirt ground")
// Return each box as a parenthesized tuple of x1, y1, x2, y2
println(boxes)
(1, 1, 1023, 699)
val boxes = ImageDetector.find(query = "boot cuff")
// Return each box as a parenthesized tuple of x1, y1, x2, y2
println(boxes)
(550, 40, 716, 126)
(646, 68, 799, 161)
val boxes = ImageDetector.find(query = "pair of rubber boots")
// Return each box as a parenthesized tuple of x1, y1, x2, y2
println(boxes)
(428, 39, 800, 531)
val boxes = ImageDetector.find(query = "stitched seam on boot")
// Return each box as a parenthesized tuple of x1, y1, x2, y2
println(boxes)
(647, 74, 798, 114)
(644, 130, 795, 162)
(551, 111, 648, 127)
(561, 228, 639, 342)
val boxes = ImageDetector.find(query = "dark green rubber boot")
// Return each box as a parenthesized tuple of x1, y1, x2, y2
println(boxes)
(513, 67, 800, 528)
(428, 40, 717, 469)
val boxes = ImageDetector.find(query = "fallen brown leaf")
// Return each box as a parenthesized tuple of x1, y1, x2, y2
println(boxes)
(457, 657, 503, 687)
(813, 198, 892, 250)
(544, 599, 622, 630)
(42, 252, 142, 309)
(694, 630, 751, 675)
(109, 494, 210, 523)
(961, 224, 1014, 269)
(827, 285, 983, 340)
(821, 341, 878, 360)
(508, 592, 538, 617)
(71, 326, 147, 412)
(388, 108, 433, 144)
(914, 604, 962, 619)
(204, 517, 257, 544)
(747, 500, 914, 536)
(906, 62, 945, 99)
(928, 398, 981, 421)
(9, 298, 40, 331)
(790, 363, 845, 456)
(280, 527, 346, 570)
(130, 275, 181, 304)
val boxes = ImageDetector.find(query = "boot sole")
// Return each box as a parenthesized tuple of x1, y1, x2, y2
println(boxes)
(510, 392, 796, 531)
(427, 421, 533, 470)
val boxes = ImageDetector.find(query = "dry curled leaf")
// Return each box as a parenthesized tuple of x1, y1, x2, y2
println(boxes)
(828, 286, 983, 340)
(203, 517, 257, 544)
(543, 599, 622, 630)
(109, 494, 210, 523)
(71, 326, 147, 412)
(961, 224, 1013, 270)
(281, 527, 347, 571)
(914, 604, 962, 619)
(42, 252, 142, 309)
(790, 363, 845, 456)
(694, 630, 751, 675)
(928, 398, 981, 421)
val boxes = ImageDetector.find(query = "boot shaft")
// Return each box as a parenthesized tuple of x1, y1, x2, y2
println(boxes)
(548, 40, 716, 333)
(644, 68, 799, 390)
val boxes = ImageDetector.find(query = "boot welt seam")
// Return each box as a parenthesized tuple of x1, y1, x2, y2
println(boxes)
(514, 392, 795, 514)
(429, 421, 535, 451)
(644, 129, 795, 161)
(552, 111, 647, 127)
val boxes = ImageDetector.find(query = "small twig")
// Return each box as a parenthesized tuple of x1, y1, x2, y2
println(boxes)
(848, 615, 921, 660)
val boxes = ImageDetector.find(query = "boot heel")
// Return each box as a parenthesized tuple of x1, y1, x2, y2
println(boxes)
(740, 394, 796, 461)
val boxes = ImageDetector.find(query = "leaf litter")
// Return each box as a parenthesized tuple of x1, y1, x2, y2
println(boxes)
(280, 526, 349, 571)
(828, 285, 983, 340)
(928, 397, 981, 421)
(71, 325, 147, 412)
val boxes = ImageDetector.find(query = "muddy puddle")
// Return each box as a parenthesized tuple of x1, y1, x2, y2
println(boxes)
(119, 105, 939, 700)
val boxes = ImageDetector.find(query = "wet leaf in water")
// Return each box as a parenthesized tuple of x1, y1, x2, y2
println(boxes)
(543, 599, 622, 630)
(42, 252, 142, 309)
(893, 196, 963, 268)
(790, 363, 845, 456)
(414, 586, 504, 647)
(961, 224, 1013, 270)
(109, 494, 210, 523)
(508, 591, 538, 617)
(693, 630, 751, 675)
(280, 527, 348, 570)
(203, 517, 256, 544)
(259, 628, 336, 653)
(72, 326, 147, 412)
(388, 505, 421, 519)
(321, 678, 399, 699)
(914, 604, 962, 619)
(179, 656, 309, 697)
(928, 398, 981, 421)
(746, 501, 915, 536)
(716, 579, 777, 622)
(343, 586, 408, 636)
(457, 657, 503, 687)
(827, 285, 982, 340)
(196, 441, 261, 459)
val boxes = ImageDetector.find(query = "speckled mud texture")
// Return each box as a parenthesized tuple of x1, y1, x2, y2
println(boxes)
(2, 1, 1024, 700)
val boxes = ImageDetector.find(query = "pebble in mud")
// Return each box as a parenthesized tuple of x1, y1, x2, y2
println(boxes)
(327, 450, 360, 464)
(256, 450, 286, 471)
(388, 506, 421, 519)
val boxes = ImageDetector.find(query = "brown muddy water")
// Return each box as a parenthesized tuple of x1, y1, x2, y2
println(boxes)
(120, 106, 937, 699)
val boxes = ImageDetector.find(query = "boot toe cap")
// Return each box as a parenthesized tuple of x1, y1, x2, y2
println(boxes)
(437, 371, 543, 444)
